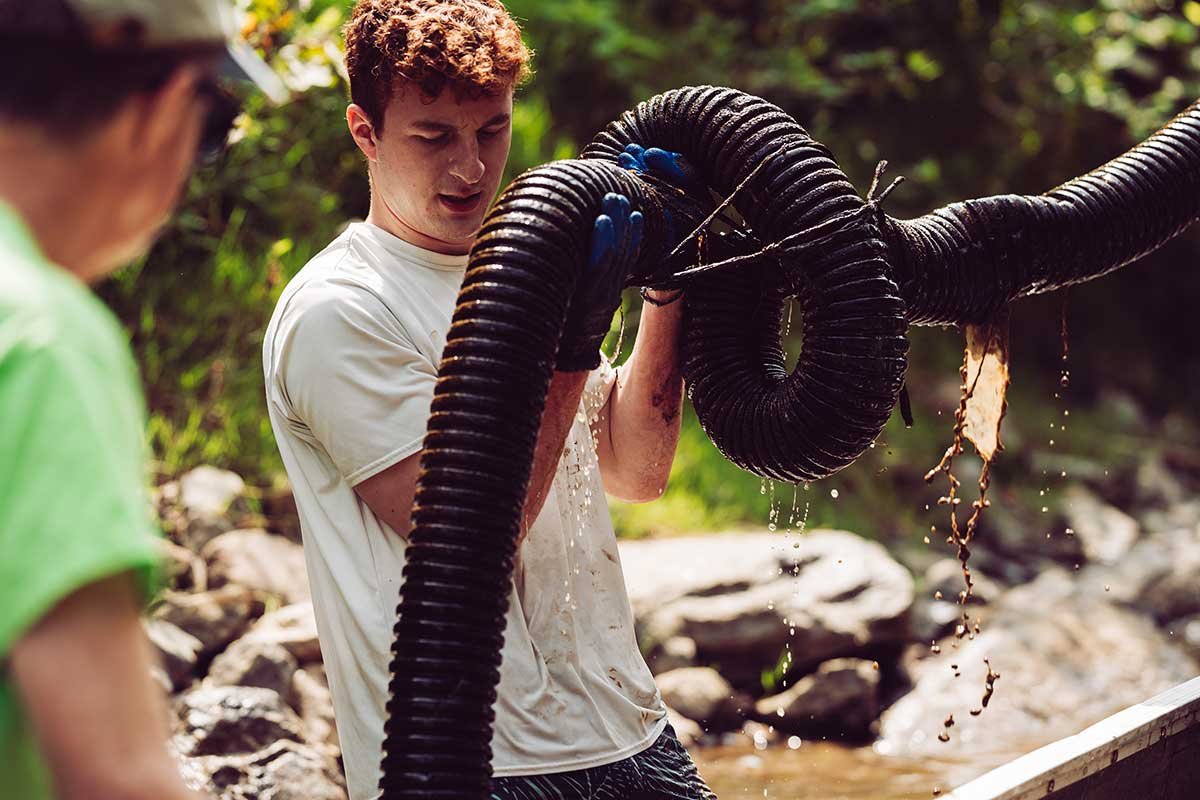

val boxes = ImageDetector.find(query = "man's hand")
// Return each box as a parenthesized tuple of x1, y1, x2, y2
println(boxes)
(555, 192, 643, 372)
(618, 144, 705, 196)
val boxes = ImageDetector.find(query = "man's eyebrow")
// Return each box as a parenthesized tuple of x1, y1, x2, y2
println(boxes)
(409, 114, 510, 133)
(410, 120, 456, 133)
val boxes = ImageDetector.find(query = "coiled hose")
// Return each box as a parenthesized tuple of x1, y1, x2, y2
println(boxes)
(380, 88, 1200, 798)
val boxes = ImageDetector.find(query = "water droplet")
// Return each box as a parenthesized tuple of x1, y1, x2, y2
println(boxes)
(787, 736, 802, 749)
(830, 488, 839, 499)
(776, 708, 785, 718)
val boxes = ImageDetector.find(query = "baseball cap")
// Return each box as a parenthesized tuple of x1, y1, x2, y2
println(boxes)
(3, 0, 289, 103)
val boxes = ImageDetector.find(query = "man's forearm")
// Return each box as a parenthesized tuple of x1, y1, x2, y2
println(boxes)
(521, 370, 589, 536)
(602, 292, 685, 501)
(11, 574, 208, 800)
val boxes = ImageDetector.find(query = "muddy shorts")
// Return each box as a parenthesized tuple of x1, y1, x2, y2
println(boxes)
(489, 725, 717, 800)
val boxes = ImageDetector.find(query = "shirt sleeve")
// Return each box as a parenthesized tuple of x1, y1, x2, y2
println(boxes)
(0, 340, 158, 657)
(275, 286, 437, 486)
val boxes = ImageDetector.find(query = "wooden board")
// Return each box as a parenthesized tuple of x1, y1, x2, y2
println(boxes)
(945, 676, 1200, 800)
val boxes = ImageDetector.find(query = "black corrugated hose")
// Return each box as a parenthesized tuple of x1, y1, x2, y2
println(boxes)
(380, 87, 1200, 798)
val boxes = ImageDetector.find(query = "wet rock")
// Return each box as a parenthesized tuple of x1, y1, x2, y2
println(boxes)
(655, 667, 750, 732)
(160, 466, 249, 551)
(206, 637, 298, 705)
(623, 531, 914, 682)
(754, 658, 880, 738)
(911, 597, 963, 644)
(1139, 500, 1200, 536)
(1080, 525, 1200, 622)
(972, 498, 1083, 568)
(179, 739, 345, 800)
(923, 559, 1001, 605)
(1164, 614, 1200, 664)
(174, 685, 305, 758)
(1133, 454, 1188, 511)
(144, 618, 203, 691)
(155, 538, 207, 592)
(240, 601, 322, 664)
(293, 667, 340, 757)
(646, 636, 697, 674)
(879, 569, 1197, 758)
(154, 585, 258, 658)
(202, 529, 310, 604)
(1059, 485, 1139, 565)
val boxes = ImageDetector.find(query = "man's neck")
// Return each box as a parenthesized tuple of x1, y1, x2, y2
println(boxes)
(0, 136, 107, 282)
(365, 194, 471, 257)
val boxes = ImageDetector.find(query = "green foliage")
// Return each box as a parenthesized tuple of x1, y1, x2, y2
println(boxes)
(102, 1, 1200, 543)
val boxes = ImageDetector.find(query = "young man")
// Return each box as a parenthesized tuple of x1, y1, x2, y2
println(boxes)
(0, 2, 284, 799)
(263, 1, 715, 798)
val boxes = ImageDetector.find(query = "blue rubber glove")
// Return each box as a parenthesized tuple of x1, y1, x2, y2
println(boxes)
(556, 193, 644, 371)
(618, 143, 705, 195)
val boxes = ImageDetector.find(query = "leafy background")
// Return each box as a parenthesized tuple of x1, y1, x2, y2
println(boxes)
(100, 0, 1200, 546)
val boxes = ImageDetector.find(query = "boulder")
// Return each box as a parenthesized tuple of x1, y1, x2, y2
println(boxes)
(176, 686, 309, 762)
(144, 618, 203, 691)
(646, 636, 697, 674)
(1133, 453, 1188, 512)
(911, 597, 965, 644)
(1058, 485, 1139, 565)
(1165, 614, 1200, 664)
(293, 667, 340, 757)
(202, 529, 310, 604)
(174, 685, 305, 758)
(655, 667, 749, 732)
(153, 585, 259, 662)
(207, 637, 299, 705)
(179, 739, 346, 800)
(154, 585, 258, 658)
(154, 537, 207, 592)
(923, 559, 1001, 605)
(622, 531, 914, 682)
(1079, 525, 1200, 622)
(240, 602, 322, 664)
(971, 497, 1083, 569)
(753, 658, 880, 738)
(161, 466, 249, 551)
(879, 569, 1198, 758)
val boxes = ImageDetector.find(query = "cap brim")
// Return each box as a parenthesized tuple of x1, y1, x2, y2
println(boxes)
(222, 40, 289, 105)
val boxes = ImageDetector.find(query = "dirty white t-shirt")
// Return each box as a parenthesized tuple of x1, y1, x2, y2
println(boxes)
(262, 222, 666, 800)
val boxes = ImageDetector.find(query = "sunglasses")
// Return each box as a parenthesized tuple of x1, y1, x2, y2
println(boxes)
(195, 77, 242, 164)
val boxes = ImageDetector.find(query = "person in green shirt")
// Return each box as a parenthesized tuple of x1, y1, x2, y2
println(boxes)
(0, 2, 285, 798)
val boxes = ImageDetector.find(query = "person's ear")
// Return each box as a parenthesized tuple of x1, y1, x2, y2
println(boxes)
(130, 66, 206, 160)
(347, 103, 380, 162)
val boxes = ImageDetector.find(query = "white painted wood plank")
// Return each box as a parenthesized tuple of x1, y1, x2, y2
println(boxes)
(944, 675, 1200, 800)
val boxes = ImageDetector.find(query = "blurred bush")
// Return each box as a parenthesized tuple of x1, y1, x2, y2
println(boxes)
(100, 0, 1200, 539)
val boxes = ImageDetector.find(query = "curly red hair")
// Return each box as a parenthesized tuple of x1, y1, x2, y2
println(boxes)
(344, 0, 532, 129)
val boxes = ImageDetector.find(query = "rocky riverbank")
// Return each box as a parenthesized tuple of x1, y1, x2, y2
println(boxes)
(149, 449, 1200, 798)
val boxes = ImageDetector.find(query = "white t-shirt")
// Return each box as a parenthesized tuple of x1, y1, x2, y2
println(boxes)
(262, 222, 666, 800)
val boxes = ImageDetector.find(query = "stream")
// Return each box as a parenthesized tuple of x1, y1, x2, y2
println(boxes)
(691, 740, 1020, 799)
